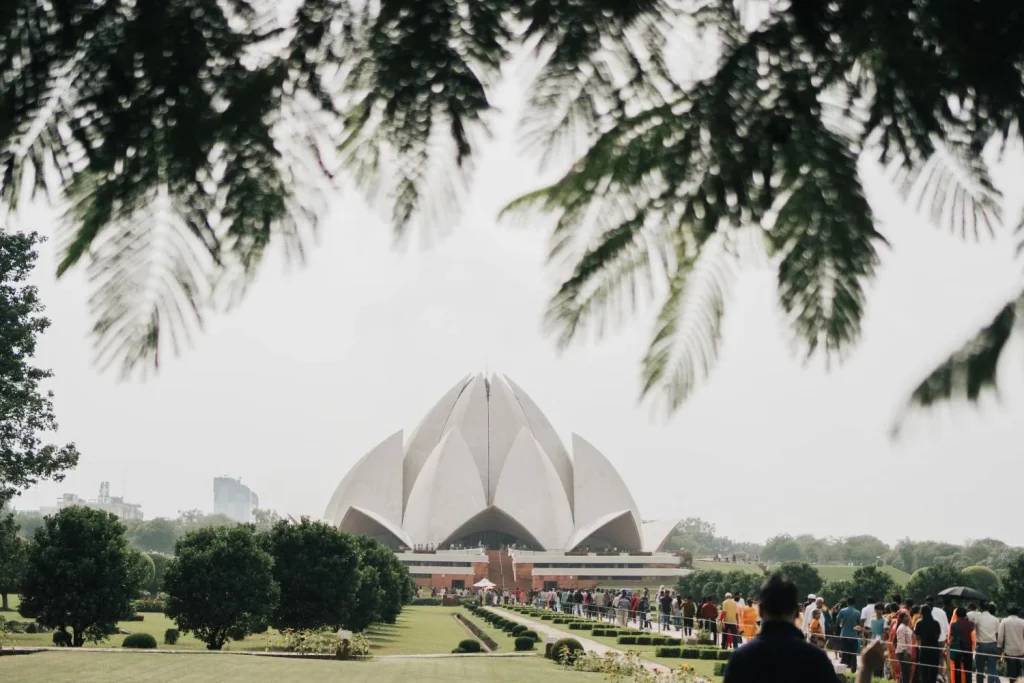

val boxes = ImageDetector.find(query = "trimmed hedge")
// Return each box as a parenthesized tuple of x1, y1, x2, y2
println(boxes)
(410, 598, 442, 606)
(714, 662, 727, 677)
(699, 649, 719, 660)
(656, 646, 682, 658)
(681, 648, 701, 659)
(553, 618, 568, 624)
(636, 636, 652, 645)
(510, 624, 527, 636)
(458, 639, 482, 653)
(718, 649, 732, 661)
(578, 623, 593, 630)
(540, 615, 554, 621)
(514, 636, 536, 651)
(521, 629, 540, 641)
(122, 633, 157, 649)
(163, 629, 179, 645)
(617, 635, 637, 645)
(550, 637, 584, 664)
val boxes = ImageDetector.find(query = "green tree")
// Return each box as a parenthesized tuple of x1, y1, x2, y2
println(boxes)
(763, 535, 804, 563)
(0, 514, 29, 610)
(904, 564, 967, 604)
(999, 553, 1024, 612)
(163, 525, 278, 650)
(5, 3, 1021, 412)
(13, 514, 45, 541)
(961, 566, 1001, 599)
(263, 518, 360, 631)
(0, 232, 79, 504)
(130, 551, 156, 595)
(353, 536, 413, 627)
(819, 580, 856, 610)
(850, 566, 897, 606)
(349, 565, 384, 633)
(252, 509, 284, 533)
(126, 518, 179, 554)
(776, 562, 823, 599)
(19, 507, 142, 646)
(147, 553, 171, 595)
(841, 536, 890, 566)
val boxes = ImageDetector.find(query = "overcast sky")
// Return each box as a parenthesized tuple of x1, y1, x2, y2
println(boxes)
(11, 73, 1024, 549)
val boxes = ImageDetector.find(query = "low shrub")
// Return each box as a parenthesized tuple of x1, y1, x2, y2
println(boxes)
(656, 646, 681, 658)
(578, 623, 593, 630)
(714, 662, 727, 677)
(718, 649, 732, 661)
(551, 637, 584, 664)
(699, 648, 719, 660)
(410, 598, 442, 606)
(514, 636, 536, 651)
(458, 639, 482, 653)
(510, 624, 526, 636)
(502, 623, 517, 632)
(521, 629, 540, 641)
(123, 614, 144, 622)
(164, 628, 179, 645)
(134, 597, 166, 613)
(616, 635, 637, 645)
(568, 622, 582, 630)
(4, 620, 26, 634)
(649, 636, 670, 645)
(540, 614, 554, 621)
(681, 647, 701, 659)
(553, 618, 568, 624)
(122, 633, 158, 649)
(636, 635, 652, 645)
(52, 630, 72, 647)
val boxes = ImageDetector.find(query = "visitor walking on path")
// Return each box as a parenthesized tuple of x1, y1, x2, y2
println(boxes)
(836, 597, 861, 674)
(971, 603, 1001, 683)
(723, 573, 865, 683)
(701, 596, 719, 644)
(740, 598, 758, 641)
(682, 595, 697, 637)
(948, 606, 976, 683)
(720, 592, 742, 649)
(998, 605, 1024, 680)
(914, 600, 941, 683)
(894, 612, 914, 683)
(659, 590, 673, 631)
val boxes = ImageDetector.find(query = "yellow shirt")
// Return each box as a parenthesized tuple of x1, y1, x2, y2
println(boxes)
(721, 598, 739, 625)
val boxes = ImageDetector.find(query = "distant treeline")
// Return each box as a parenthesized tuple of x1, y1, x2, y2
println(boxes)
(16, 508, 284, 555)
(663, 518, 1021, 572)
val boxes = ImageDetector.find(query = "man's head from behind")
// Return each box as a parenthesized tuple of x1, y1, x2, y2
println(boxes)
(759, 573, 800, 624)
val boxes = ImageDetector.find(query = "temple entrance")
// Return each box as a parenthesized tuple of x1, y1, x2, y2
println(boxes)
(439, 506, 544, 551)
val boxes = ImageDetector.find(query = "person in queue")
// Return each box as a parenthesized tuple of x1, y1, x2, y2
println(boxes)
(723, 573, 886, 683)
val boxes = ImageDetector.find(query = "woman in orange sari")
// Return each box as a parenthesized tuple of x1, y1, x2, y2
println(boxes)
(741, 599, 758, 640)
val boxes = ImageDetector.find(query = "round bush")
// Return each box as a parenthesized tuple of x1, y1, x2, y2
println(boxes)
(52, 630, 72, 647)
(457, 639, 482, 653)
(514, 636, 536, 651)
(551, 637, 584, 664)
(510, 624, 526, 636)
(164, 628, 179, 645)
(521, 629, 540, 641)
(122, 633, 158, 649)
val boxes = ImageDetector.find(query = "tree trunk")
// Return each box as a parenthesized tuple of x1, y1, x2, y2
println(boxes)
(72, 627, 85, 647)
(1, 592, 8, 610)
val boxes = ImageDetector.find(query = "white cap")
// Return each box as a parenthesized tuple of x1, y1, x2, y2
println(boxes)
(816, 597, 824, 603)
(725, 593, 733, 598)
(808, 594, 817, 600)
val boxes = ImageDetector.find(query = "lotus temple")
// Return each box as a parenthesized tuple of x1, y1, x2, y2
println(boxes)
(324, 373, 688, 592)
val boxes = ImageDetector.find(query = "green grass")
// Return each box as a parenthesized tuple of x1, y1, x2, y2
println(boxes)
(689, 561, 910, 585)
(0, 651, 594, 683)
(3, 604, 479, 655)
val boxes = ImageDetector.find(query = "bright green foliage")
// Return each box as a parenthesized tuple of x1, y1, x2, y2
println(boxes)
(130, 552, 156, 594)
(122, 632, 157, 649)
(961, 566, 1001, 598)
(263, 518, 361, 631)
(0, 232, 79, 504)
(162, 525, 279, 650)
(0, 514, 29, 610)
(904, 564, 967, 604)
(849, 566, 898, 606)
(19, 507, 142, 646)
(776, 562, 824, 598)
(999, 553, 1024, 611)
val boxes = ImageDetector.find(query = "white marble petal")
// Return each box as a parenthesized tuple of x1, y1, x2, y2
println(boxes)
(402, 429, 487, 546)
(641, 518, 682, 553)
(402, 374, 471, 508)
(571, 433, 642, 543)
(493, 427, 574, 550)
(485, 375, 531, 503)
(323, 430, 404, 525)
(437, 373, 490, 496)
(503, 375, 574, 508)
(338, 505, 413, 548)
(564, 509, 643, 552)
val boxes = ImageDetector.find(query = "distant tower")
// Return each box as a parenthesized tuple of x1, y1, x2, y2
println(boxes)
(98, 481, 110, 504)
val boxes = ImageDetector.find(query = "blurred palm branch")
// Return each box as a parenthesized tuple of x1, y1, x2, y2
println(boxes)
(1, 0, 1022, 411)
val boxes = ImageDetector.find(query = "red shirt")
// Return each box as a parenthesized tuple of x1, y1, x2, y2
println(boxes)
(702, 602, 719, 619)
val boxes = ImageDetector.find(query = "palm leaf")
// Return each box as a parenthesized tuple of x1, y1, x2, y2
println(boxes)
(641, 230, 740, 413)
(904, 290, 1022, 409)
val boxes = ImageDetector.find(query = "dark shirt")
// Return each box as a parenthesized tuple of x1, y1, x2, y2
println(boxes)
(915, 619, 941, 648)
(723, 620, 837, 683)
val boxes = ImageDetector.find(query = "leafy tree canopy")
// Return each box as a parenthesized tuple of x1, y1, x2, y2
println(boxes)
(18, 506, 142, 646)
(0, 232, 78, 504)
(0, 514, 29, 611)
(776, 561, 823, 598)
(904, 563, 967, 605)
(3, 1, 1021, 413)
(263, 518, 361, 631)
(163, 525, 278, 650)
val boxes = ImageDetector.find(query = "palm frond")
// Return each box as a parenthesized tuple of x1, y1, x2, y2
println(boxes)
(887, 139, 1002, 239)
(903, 290, 1023, 410)
(641, 229, 740, 413)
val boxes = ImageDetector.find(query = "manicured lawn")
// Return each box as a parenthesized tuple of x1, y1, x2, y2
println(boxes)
(690, 561, 909, 585)
(457, 609, 517, 651)
(0, 651, 593, 683)
(363, 607, 480, 656)
(3, 604, 479, 655)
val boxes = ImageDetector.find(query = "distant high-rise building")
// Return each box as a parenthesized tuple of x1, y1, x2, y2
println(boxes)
(214, 476, 258, 523)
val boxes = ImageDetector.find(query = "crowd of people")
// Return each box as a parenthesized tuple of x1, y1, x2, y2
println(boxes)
(475, 582, 1024, 682)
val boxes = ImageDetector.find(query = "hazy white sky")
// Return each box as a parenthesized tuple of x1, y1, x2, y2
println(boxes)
(11, 77, 1024, 548)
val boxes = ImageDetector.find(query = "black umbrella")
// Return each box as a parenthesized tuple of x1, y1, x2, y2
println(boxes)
(938, 586, 989, 601)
